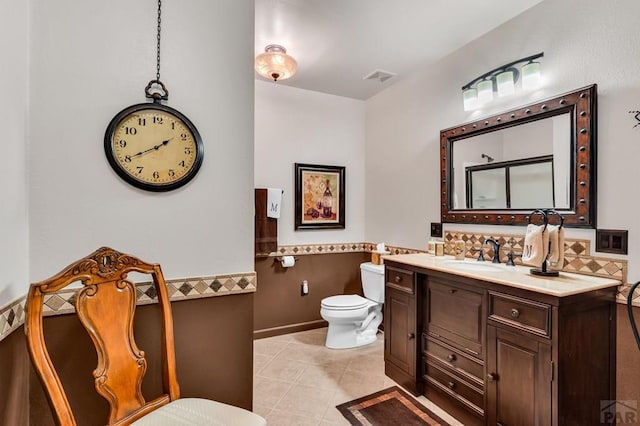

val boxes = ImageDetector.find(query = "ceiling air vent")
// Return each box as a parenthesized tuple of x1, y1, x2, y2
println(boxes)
(363, 69, 396, 83)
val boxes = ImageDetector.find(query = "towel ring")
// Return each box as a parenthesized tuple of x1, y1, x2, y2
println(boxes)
(544, 209, 564, 229)
(528, 209, 548, 231)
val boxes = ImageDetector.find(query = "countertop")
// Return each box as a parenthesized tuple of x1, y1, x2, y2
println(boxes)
(383, 253, 621, 297)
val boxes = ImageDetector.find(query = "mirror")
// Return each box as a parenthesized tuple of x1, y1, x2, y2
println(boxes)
(440, 85, 597, 227)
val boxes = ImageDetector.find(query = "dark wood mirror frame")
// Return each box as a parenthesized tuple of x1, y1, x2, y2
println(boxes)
(440, 84, 597, 228)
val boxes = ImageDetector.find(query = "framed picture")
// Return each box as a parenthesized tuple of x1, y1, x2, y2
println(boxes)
(295, 163, 345, 230)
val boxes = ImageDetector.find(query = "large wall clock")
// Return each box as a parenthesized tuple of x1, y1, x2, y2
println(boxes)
(104, 102, 204, 192)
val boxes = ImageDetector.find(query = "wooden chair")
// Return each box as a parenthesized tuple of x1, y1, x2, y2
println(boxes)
(25, 247, 266, 426)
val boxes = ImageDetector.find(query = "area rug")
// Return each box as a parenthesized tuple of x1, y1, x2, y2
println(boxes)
(336, 386, 450, 426)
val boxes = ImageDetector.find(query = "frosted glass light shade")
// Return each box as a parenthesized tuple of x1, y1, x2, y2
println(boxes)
(522, 61, 542, 90)
(255, 45, 298, 81)
(463, 88, 478, 111)
(496, 70, 515, 97)
(477, 80, 494, 104)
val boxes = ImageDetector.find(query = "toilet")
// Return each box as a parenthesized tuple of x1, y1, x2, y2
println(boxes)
(320, 262, 385, 349)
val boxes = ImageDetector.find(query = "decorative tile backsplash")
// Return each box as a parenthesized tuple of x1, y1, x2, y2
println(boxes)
(443, 230, 626, 282)
(0, 272, 256, 343)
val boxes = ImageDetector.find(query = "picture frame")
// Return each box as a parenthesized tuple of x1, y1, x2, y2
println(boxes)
(294, 163, 346, 230)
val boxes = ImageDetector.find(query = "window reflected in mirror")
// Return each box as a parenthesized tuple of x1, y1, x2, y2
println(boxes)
(453, 113, 570, 210)
(466, 156, 556, 209)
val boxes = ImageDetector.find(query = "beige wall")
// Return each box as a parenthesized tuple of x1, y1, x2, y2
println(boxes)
(28, 0, 255, 283)
(0, 0, 29, 306)
(254, 81, 366, 245)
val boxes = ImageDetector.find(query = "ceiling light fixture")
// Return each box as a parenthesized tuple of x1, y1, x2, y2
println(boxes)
(255, 44, 298, 82)
(461, 52, 544, 111)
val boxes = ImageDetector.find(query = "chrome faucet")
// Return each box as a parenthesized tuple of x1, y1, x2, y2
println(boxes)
(483, 238, 501, 264)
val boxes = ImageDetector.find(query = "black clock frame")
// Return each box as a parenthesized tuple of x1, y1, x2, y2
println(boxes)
(104, 102, 204, 192)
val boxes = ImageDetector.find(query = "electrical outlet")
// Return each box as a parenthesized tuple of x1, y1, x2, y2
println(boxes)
(301, 280, 309, 296)
(430, 222, 443, 238)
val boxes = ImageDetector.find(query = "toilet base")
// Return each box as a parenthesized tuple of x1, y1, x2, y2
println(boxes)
(323, 309, 382, 349)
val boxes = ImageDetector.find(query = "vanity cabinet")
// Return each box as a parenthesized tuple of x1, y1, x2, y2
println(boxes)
(384, 265, 422, 394)
(383, 259, 617, 426)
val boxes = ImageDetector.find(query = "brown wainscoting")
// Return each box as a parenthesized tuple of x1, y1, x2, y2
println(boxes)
(616, 304, 640, 406)
(254, 252, 370, 338)
(20, 293, 254, 426)
(0, 327, 29, 425)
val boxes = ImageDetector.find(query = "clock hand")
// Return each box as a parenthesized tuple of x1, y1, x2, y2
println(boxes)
(128, 139, 172, 159)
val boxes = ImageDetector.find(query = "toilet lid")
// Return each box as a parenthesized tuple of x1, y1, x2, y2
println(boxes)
(321, 295, 369, 310)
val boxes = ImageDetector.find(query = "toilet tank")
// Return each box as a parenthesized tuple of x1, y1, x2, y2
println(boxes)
(360, 262, 385, 303)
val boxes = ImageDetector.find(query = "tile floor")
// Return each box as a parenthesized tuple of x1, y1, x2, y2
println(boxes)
(252, 327, 463, 425)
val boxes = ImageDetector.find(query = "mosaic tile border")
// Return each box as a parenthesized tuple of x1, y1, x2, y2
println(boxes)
(0, 272, 256, 343)
(0, 297, 26, 343)
(275, 243, 368, 256)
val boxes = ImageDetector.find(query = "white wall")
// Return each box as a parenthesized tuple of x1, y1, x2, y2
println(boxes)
(255, 81, 366, 245)
(0, 0, 29, 307)
(366, 0, 640, 280)
(27, 0, 255, 282)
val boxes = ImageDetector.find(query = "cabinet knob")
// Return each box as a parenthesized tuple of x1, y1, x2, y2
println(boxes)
(407, 333, 415, 340)
(448, 289, 457, 294)
(511, 308, 520, 318)
(446, 354, 456, 362)
(487, 373, 498, 382)
(447, 381, 456, 390)
(394, 275, 402, 283)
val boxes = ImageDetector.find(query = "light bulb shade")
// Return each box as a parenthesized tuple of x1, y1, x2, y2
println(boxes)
(521, 61, 542, 90)
(477, 80, 494, 104)
(463, 88, 478, 111)
(496, 70, 515, 97)
(255, 44, 297, 81)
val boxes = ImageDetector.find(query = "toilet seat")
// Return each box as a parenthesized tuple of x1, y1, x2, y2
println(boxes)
(321, 295, 370, 310)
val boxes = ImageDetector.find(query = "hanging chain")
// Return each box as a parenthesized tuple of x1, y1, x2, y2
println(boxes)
(145, 0, 169, 100)
(156, 0, 162, 81)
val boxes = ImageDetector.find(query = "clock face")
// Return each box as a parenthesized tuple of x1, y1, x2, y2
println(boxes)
(104, 103, 203, 192)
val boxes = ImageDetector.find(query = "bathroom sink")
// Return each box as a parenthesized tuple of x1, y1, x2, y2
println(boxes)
(441, 261, 502, 273)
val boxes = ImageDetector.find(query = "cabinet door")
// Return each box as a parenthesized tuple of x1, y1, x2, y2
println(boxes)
(486, 326, 552, 426)
(384, 286, 416, 377)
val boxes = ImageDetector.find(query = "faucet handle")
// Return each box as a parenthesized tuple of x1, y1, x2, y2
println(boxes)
(506, 251, 522, 266)
(470, 247, 485, 262)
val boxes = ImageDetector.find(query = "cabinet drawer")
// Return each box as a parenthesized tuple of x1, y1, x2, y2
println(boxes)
(488, 292, 551, 338)
(423, 335, 483, 386)
(423, 359, 484, 416)
(386, 267, 415, 294)
(426, 279, 484, 358)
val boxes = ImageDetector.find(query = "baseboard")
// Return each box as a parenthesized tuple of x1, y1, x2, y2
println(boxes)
(253, 320, 328, 339)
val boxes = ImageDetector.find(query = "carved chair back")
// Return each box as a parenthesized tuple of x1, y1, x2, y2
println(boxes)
(25, 247, 180, 425)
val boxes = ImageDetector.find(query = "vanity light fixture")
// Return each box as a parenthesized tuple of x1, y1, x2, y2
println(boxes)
(462, 52, 544, 111)
(255, 44, 298, 82)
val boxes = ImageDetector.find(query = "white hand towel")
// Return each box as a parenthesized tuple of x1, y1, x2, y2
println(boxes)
(547, 225, 560, 264)
(547, 226, 565, 270)
(266, 188, 282, 219)
(522, 224, 549, 267)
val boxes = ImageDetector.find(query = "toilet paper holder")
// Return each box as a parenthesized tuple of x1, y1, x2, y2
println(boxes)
(274, 256, 299, 263)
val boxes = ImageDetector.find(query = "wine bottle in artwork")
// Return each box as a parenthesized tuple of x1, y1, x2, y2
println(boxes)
(322, 179, 333, 218)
